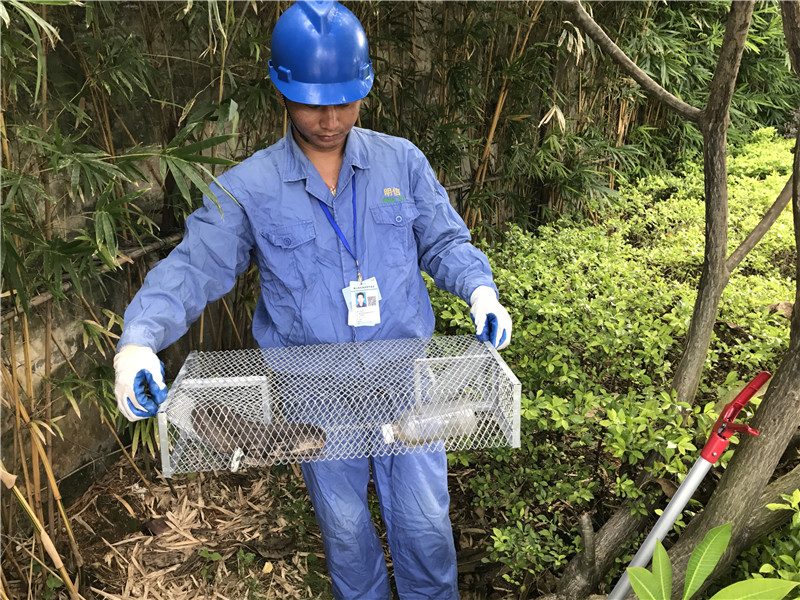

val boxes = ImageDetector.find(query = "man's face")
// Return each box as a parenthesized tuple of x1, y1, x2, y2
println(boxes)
(284, 98, 362, 153)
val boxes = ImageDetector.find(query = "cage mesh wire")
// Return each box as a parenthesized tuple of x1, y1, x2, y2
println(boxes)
(158, 336, 521, 477)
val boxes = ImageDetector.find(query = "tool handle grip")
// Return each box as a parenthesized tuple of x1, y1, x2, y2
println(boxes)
(700, 372, 770, 463)
(728, 371, 771, 415)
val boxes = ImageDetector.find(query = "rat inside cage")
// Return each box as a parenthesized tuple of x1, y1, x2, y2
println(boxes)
(158, 335, 521, 477)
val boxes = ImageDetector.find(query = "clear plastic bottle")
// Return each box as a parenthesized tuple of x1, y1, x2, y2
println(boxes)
(381, 403, 478, 445)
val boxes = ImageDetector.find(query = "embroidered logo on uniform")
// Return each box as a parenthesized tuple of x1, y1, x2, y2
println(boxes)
(381, 187, 406, 203)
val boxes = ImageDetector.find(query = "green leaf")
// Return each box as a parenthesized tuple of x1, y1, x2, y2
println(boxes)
(169, 134, 236, 158)
(4, 0, 63, 102)
(164, 157, 192, 204)
(759, 564, 776, 574)
(682, 523, 731, 600)
(627, 567, 663, 600)
(176, 154, 237, 166)
(651, 541, 672, 600)
(170, 158, 213, 209)
(707, 579, 798, 600)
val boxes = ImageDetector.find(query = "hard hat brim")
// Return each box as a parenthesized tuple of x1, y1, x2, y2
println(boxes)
(270, 68, 374, 106)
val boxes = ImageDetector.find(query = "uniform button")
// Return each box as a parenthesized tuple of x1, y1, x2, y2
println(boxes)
(395, 215, 403, 223)
(284, 237, 292, 245)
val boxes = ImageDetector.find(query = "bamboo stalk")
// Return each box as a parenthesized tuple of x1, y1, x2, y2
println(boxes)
(199, 312, 206, 348)
(44, 302, 56, 539)
(1, 462, 81, 600)
(1, 568, 12, 600)
(0, 111, 12, 170)
(473, 2, 543, 230)
(210, 0, 231, 172)
(210, 301, 222, 349)
(215, 297, 226, 349)
(19, 314, 46, 556)
(230, 276, 245, 347)
(482, 4, 500, 102)
(5, 323, 22, 538)
(39, 8, 58, 540)
(219, 296, 243, 347)
(1, 365, 84, 568)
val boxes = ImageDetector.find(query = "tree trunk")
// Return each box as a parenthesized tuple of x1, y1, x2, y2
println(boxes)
(666, 265, 800, 599)
(547, 3, 800, 597)
(556, 499, 650, 597)
(662, 7, 800, 591)
(670, 0, 754, 405)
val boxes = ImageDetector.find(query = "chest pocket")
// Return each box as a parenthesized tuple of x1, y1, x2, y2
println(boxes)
(258, 221, 316, 291)
(369, 203, 420, 267)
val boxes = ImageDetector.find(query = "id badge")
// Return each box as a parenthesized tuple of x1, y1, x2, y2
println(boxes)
(343, 277, 381, 327)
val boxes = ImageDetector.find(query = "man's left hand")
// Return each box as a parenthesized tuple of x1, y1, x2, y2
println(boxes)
(469, 286, 512, 350)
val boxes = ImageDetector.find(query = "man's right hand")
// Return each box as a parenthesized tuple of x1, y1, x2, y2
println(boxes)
(114, 344, 168, 421)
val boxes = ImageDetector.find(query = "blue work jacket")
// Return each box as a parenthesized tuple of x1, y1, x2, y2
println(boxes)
(119, 127, 497, 352)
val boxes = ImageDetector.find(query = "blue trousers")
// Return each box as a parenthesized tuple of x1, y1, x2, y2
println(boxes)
(301, 449, 459, 600)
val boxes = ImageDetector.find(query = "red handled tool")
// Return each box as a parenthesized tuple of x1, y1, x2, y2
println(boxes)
(608, 371, 771, 600)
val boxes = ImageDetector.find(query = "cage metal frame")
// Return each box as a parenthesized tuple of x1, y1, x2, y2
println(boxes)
(158, 336, 521, 478)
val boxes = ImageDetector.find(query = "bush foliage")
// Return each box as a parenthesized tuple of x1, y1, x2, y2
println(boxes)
(428, 129, 796, 586)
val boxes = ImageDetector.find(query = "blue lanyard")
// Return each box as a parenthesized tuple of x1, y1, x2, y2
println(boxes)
(317, 174, 362, 282)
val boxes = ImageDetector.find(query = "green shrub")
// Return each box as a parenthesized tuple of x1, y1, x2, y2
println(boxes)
(727, 491, 800, 599)
(429, 128, 795, 584)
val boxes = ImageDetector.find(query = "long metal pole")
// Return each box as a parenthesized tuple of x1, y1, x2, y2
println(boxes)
(607, 457, 714, 600)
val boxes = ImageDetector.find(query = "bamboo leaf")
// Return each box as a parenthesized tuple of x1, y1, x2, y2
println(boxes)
(216, 98, 239, 135)
(5, 0, 67, 103)
(169, 133, 236, 157)
(168, 157, 237, 214)
(131, 422, 141, 457)
(29, 421, 48, 444)
(707, 579, 798, 600)
(61, 386, 82, 419)
(177, 154, 237, 166)
(164, 157, 192, 204)
(103, 309, 123, 335)
(1, 231, 30, 310)
(176, 161, 220, 208)
(682, 523, 731, 600)
(5, 1, 61, 46)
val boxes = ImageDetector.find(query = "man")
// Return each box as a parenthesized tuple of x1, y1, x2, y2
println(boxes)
(114, 2, 512, 598)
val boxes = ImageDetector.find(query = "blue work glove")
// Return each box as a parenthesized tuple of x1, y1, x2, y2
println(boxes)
(469, 286, 512, 350)
(113, 344, 168, 421)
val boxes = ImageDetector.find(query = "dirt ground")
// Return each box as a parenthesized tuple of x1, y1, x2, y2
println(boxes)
(23, 453, 520, 600)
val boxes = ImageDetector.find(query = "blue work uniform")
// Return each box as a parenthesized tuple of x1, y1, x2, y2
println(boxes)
(119, 127, 498, 599)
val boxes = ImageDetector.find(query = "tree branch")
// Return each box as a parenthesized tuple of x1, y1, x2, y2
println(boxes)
(727, 175, 794, 271)
(704, 1, 755, 121)
(562, 1, 702, 122)
(745, 462, 800, 538)
(781, 1, 800, 80)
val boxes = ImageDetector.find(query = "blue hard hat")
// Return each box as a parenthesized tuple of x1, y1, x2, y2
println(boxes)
(268, 1, 374, 105)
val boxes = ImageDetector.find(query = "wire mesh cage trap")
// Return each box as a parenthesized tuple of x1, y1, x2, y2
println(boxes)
(158, 335, 521, 477)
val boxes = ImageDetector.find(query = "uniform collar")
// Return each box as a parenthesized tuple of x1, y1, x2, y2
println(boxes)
(283, 127, 369, 205)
